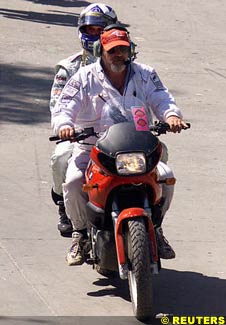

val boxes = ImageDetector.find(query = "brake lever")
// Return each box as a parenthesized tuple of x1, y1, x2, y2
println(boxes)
(150, 121, 191, 136)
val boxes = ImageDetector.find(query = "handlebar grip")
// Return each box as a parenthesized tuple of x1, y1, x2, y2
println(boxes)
(49, 135, 60, 141)
(184, 122, 191, 129)
(49, 127, 96, 143)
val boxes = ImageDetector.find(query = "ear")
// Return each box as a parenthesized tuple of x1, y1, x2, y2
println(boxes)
(130, 41, 136, 58)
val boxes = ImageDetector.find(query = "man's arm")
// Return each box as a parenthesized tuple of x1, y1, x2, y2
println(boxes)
(146, 70, 188, 132)
(51, 73, 84, 136)
(49, 67, 69, 113)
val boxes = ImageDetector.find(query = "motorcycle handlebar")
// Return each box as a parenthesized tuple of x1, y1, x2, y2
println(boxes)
(49, 122, 191, 143)
(49, 135, 60, 141)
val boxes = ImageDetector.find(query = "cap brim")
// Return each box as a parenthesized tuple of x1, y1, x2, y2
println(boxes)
(103, 40, 130, 52)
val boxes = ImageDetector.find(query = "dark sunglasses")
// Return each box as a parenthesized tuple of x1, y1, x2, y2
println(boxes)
(107, 46, 130, 55)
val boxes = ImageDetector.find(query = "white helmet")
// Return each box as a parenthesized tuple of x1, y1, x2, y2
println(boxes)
(78, 3, 118, 51)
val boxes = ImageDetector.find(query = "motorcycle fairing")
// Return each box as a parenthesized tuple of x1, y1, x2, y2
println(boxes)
(94, 123, 162, 176)
(85, 153, 162, 211)
(96, 122, 159, 157)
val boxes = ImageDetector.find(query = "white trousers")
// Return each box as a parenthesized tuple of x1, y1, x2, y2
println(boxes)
(62, 144, 174, 231)
(51, 141, 74, 195)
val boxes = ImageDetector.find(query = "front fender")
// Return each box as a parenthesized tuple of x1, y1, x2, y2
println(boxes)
(115, 208, 158, 266)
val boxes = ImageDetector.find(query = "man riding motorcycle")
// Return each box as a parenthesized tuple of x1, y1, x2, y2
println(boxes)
(51, 24, 188, 266)
(50, 3, 118, 235)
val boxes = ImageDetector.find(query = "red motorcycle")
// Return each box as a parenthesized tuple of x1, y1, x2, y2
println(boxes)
(50, 95, 189, 320)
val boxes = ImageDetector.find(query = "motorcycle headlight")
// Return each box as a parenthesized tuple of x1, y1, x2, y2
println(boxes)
(116, 153, 146, 175)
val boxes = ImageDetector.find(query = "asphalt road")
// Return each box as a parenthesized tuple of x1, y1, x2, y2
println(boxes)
(1, 0, 226, 323)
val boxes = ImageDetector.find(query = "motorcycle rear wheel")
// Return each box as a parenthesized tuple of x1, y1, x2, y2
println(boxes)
(126, 218, 153, 321)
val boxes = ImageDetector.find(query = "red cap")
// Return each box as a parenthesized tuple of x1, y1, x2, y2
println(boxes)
(100, 29, 130, 51)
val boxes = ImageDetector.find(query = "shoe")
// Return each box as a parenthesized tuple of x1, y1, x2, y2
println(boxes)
(57, 202, 73, 235)
(96, 265, 117, 277)
(51, 189, 73, 235)
(66, 231, 86, 266)
(156, 227, 176, 259)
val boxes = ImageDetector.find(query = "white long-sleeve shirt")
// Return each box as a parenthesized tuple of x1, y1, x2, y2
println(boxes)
(51, 59, 182, 136)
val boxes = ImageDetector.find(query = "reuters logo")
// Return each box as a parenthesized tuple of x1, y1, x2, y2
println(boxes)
(161, 316, 170, 324)
(157, 316, 226, 325)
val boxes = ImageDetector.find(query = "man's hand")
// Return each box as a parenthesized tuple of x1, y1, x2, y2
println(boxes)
(166, 116, 189, 133)
(58, 126, 75, 139)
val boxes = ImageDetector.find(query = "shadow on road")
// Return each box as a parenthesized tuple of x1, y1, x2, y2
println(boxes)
(88, 268, 226, 315)
(22, 0, 90, 7)
(153, 268, 226, 314)
(0, 8, 79, 27)
(0, 316, 141, 325)
(0, 63, 52, 125)
(0, 9, 129, 29)
(0, 0, 92, 26)
(89, 276, 130, 302)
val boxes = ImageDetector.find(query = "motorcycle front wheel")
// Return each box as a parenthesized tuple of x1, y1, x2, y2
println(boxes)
(126, 218, 153, 321)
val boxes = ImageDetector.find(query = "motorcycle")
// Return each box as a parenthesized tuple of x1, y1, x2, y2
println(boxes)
(50, 95, 190, 320)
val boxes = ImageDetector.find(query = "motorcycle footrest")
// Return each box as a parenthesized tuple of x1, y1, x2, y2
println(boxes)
(85, 258, 96, 265)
